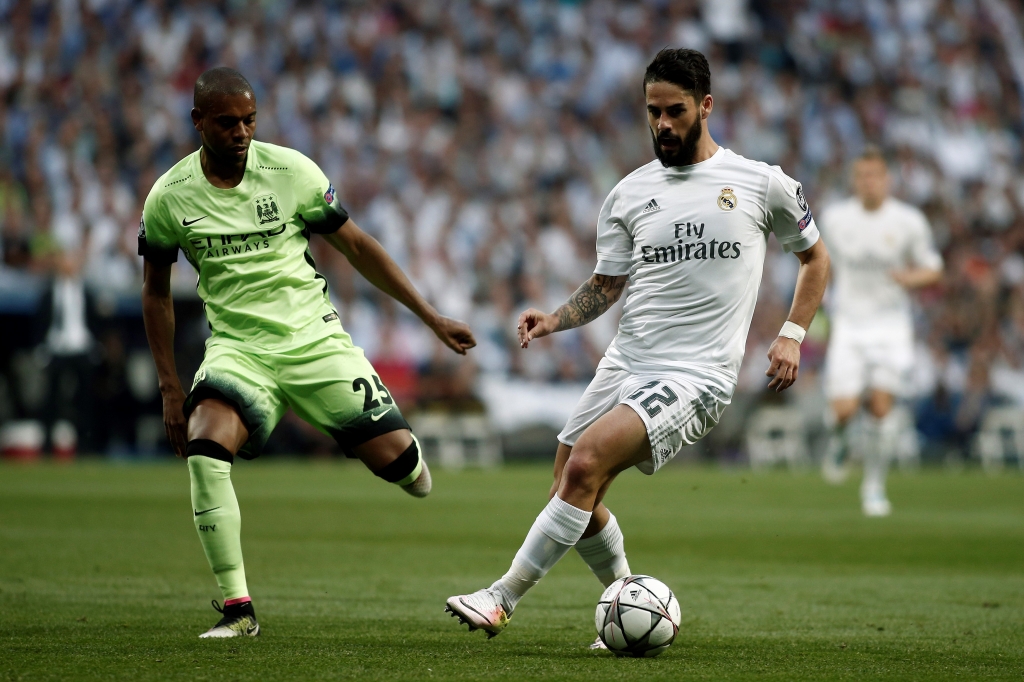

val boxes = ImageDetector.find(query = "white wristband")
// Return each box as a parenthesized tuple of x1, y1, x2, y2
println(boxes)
(779, 321, 806, 344)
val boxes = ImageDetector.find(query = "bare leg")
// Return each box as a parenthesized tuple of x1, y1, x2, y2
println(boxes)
(550, 443, 610, 539)
(556, 405, 652, 512)
(554, 436, 635, 589)
(188, 398, 249, 452)
(352, 429, 413, 470)
(867, 390, 893, 419)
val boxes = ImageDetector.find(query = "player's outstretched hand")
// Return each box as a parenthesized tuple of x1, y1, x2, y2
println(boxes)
(517, 308, 559, 348)
(432, 315, 477, 355)
(161, 386, 188, 457)
(765, 336, 801, 392)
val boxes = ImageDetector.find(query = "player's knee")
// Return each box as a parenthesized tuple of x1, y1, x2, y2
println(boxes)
(561, 447, 604, 494)
(830, 400, 858, 426)
(867, 394, 893, 419)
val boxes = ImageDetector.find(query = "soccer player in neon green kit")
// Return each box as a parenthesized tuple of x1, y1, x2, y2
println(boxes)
(140, 68, 476, 638)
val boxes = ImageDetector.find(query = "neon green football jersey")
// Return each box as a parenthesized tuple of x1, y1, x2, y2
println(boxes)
(139, 140, 350, 351)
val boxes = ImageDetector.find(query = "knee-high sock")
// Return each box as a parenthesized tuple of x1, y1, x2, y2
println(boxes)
(574, 512, 630, 587)
(492, 495, 592, 611)
(861, 414, 897, 499)
(188, 455, 249, 602)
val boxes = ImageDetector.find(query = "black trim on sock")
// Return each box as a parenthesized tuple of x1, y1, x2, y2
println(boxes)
(186, 439, 235, 464)
(374, 440, 419, 483)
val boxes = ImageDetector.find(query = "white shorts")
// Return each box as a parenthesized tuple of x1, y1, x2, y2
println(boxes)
(824, 329, 914, 400)
(557, 367, 730, 475)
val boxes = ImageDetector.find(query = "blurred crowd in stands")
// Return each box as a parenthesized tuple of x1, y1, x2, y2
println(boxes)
(2, 0, 1024, 460)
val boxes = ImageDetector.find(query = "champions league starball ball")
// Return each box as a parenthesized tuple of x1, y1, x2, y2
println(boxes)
(595, 575, 682, 657)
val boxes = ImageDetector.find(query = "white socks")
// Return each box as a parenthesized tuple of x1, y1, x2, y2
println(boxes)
(492, 495, 592, 611)
(574, 512, 631, 587)
(862, 413, 897, 500)
(825, 422, 848, 467)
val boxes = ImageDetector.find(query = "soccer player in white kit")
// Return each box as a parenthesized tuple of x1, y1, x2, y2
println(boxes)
(445, 48, 830, 641)
(819, 148, 942, 516)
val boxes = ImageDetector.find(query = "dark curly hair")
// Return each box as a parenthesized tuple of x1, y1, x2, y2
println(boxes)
(643, 48, 711, 99)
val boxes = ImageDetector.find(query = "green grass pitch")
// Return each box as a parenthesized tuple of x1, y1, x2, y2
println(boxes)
(1, 461, 1022, 681)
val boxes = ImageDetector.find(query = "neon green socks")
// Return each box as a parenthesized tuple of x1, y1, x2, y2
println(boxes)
(188, 453, 249, 603)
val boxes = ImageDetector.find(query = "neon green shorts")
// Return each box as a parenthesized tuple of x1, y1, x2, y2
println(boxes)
(182, 332, 409, 459)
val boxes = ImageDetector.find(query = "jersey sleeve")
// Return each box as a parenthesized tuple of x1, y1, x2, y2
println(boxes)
(906, 209, 943, 271)
(292, 153, 350, 234)
(594, 185, 632, 276)
(765, 169, 820, 253)
(138, 192, 179, 265)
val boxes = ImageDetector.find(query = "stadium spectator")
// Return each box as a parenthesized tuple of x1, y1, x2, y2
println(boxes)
(1, 0, 1023, 459)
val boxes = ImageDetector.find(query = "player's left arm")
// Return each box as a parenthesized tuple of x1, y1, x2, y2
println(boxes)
(322, 219, 476, 355)
(764, 171, 830, 392)
(891, 209, 943, 289)
(293, 153, 474, 354)
(766, 239, 830, 392)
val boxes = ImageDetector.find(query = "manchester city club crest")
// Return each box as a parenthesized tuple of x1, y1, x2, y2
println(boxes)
(254, 193, 282, 226)
(717, 187, 737, 211)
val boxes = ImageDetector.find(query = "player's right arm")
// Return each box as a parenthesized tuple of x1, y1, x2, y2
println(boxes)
(142, 261, 187, 456)
(138, 196, 188, 456)
(519, 183, 631, 348)
(517, 274, 628, 348)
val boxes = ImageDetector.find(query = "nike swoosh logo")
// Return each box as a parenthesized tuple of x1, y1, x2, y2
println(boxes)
(194, 507, 221, 516)
(182, 216, 208, 226)
(371, 408, 393, 422)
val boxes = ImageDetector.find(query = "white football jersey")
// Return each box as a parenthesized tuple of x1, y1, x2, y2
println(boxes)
(593, 147, 819, 392)
(820, 197, 942, 334)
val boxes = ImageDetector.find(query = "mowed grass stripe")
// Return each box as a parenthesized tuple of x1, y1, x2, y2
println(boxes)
(0, 462, 1021, 681)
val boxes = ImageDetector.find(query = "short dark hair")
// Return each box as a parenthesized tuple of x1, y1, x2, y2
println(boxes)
(194, 67, 255, 110)
(857, 144, 887, 164)
(643, 48, 711, 100)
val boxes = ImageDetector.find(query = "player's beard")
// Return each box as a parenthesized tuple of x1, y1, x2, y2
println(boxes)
(651, 114, 703, 167)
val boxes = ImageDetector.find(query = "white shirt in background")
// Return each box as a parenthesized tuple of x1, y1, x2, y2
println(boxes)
(820, 197, 942, 336)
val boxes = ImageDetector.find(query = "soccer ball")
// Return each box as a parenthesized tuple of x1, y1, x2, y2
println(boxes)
(595, 575, 681, 657)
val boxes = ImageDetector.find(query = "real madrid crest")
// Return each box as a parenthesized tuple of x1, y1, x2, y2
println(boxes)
(254, 193, 282, 226)
(717, 187, 737, 211)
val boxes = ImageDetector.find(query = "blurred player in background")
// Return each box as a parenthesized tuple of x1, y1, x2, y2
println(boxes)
(445, 49, 830, 643)
(819, 148, 942, 516)
(140, 68, 475, 638)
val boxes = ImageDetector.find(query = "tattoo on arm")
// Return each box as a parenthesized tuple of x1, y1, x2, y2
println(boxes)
(554, 274, 627, 331)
